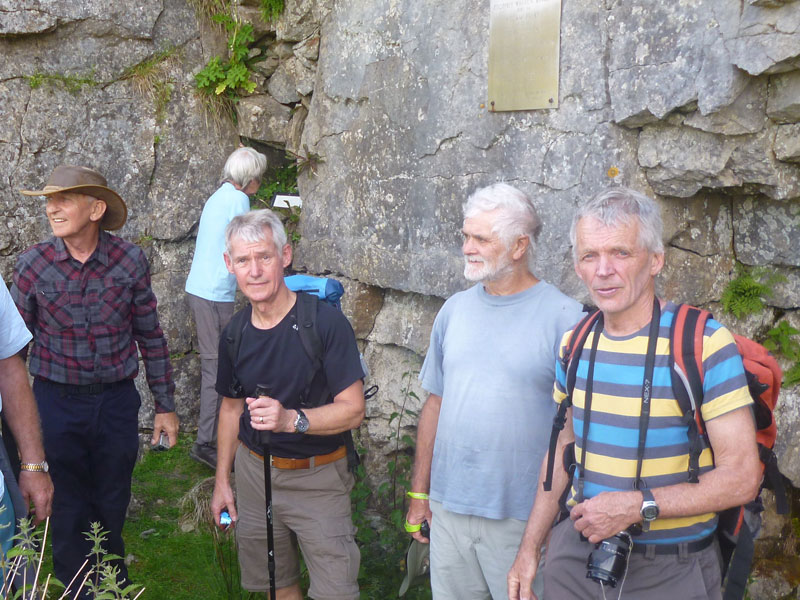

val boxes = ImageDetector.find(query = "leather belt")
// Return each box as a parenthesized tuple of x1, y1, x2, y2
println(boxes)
(250, 446, 346, 470)
(631, 533, 714, 556)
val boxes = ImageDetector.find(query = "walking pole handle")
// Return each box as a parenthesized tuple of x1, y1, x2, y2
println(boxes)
(255, 384, 272, 445)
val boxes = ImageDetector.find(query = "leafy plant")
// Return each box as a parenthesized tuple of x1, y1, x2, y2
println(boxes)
(350, 368, 431, 599)
(259, 0, 285, 23)
(721, 265, 783, 319)
(765, 320, 800, 388)
(195, 14, 258, 98)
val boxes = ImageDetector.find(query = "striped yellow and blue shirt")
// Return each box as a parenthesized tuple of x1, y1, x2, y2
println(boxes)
(554, 301, 752, 544)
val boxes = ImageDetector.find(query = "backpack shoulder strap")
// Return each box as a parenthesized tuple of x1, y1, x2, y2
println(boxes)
(669, 303, 711, 483)
(223, 305, 252, 398)
(295, 291, 323, 377)
(543, 309, 601, 492)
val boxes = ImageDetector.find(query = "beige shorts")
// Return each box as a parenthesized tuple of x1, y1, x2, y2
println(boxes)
(234, 444, 360, 599)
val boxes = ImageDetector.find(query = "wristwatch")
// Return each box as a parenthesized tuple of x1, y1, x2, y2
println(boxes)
(20, 460, 49, 473)
(293, 409, 309, 434)
(640, 488, 659, 531)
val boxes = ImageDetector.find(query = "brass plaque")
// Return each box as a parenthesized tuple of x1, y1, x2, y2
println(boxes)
(488, 0, 562, 111)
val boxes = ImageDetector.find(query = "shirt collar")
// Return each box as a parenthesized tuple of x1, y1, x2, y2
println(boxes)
(51, 230, 111, 266)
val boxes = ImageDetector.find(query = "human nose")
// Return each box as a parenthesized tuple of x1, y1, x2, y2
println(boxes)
(462, 236, 475, 255)
(596, 254, 615, 277)
(247, 257, 261, 277)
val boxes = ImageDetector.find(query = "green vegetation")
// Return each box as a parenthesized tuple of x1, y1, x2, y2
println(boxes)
(764, 320, 800, 387)
(26, 71, 98, 94)
(351, 369, 431, 599)
(254, 162, 301, 244)
(195, 14, 258, 99)
(122, 47, 181, 125)
(3, 432, 430, 598)
(259, 0, 285, 23)
(720, 265, 783, 319)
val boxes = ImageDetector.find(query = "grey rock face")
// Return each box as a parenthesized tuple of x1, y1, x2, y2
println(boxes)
(236, 94, 292, 144)
(734, 198, 800, 267)
(775, 123, 800, 163)
(728, 1, 800, 75)
(767, 70, 800, 122)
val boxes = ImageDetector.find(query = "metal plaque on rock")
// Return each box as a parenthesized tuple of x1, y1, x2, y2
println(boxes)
(488, 0, 562, 111)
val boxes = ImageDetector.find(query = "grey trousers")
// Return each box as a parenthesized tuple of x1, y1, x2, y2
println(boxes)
(187, 293, 235, 446)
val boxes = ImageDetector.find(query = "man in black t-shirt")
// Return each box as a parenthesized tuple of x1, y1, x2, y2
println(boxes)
(210, 209, 365, 600)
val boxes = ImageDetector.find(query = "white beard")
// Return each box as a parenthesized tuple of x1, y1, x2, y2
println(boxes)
(463, 253, 513, 282)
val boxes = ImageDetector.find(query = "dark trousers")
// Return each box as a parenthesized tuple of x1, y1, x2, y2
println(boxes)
(33, 378, 140, 599)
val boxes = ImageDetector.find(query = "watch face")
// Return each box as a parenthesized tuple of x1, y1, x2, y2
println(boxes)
(296, 412, 309, 433)
(642, 502, 659, 521)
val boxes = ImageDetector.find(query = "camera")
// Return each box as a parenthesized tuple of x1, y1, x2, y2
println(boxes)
(586, 530, 633, 588)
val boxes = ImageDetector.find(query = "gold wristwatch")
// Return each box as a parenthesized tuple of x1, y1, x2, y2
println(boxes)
(20, 461, 49, 473)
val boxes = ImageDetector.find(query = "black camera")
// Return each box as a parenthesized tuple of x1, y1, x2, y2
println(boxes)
(586, 530, 633, 587)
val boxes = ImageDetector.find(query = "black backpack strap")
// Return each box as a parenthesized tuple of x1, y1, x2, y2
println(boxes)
(760, 445, 789, 514)
(721, 517, 755, 600)
(295, 292, 361, 471)
(669, 304, 711, 484)
(224, 305, 252, 398)
(543, 309, 601, 492)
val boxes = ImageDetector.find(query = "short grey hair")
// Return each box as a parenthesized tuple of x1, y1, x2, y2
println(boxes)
(463, 183, 542, 259)
(221, 146, 268, 188)
(570, 187, 664, 261)
(225, 209, 287, 256)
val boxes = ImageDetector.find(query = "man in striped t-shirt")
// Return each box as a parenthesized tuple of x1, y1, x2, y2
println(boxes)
(508, 188, 760, 600)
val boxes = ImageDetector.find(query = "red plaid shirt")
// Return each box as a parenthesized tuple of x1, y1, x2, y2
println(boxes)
(11, 231, 175, 412)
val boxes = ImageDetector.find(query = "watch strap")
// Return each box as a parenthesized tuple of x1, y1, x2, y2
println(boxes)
(20, 461, 48, 473)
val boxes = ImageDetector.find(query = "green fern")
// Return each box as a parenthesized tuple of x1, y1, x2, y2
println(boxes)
(720, 266, 782, 319)
(764, 320, 800, 361)
(259, 0, 285, 22)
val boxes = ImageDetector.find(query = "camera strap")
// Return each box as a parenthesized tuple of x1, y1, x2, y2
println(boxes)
(576, 299, 661, 502)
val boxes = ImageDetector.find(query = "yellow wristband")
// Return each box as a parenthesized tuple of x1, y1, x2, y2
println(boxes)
(404, 519, 422, 533)
(407, 491, 429, 500)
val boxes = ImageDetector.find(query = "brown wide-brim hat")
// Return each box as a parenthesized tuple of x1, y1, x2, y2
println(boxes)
(20, 164, 128, 230)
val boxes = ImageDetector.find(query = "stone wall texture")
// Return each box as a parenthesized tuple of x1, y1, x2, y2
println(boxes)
(2, 0, 800, 591)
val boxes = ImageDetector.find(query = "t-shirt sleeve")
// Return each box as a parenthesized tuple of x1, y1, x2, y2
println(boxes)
(419, 308, 446, 397)
(319, 306, 363, 397)
(553, 329, 571, 407)
(699, 320, 752, 421)
(0, 279, 32, 359)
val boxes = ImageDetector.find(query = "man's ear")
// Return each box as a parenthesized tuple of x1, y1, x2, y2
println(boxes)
(650, 251, 665, 277)
(224, 253, 235, 274)
(281, 243, 293, 268)
(89, 199, 107, 223)
(511, 235, 530, 262)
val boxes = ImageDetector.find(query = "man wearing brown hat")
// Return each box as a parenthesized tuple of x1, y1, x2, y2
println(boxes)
(10, 164, 179, 596)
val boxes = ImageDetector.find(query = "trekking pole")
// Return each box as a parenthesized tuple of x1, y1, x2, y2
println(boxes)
(255, 384, 277, 600)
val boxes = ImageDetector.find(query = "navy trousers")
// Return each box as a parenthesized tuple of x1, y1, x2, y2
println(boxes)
(33, 378, 140, 598)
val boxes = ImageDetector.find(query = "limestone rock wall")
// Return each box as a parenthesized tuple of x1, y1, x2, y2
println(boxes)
(3, 2, 800, 583)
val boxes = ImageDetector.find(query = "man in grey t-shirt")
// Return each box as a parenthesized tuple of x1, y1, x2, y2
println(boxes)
(405, 183, 583, 599)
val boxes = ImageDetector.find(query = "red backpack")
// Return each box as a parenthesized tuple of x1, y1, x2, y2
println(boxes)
(543, 303, 787, 600)
(670, 304, 787, 600)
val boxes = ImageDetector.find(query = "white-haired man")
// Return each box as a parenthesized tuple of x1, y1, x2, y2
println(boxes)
(187, 146, 268, 469)
(211, 209, 365, 599)
(405, 183, 584, 599)
(507, 188, 760, 600)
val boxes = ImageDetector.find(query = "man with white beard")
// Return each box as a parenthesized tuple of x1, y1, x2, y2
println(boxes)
(405, 183, 584, 599)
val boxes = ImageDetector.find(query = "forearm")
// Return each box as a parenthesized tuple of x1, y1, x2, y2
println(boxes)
(215, 397, 244, 483)
(0, 356, 46, 463)
(410, 393, 442, 493)
(301, 380, 365, 436)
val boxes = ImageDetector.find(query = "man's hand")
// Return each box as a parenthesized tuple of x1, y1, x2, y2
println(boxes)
(151, 411, 180, 448)
(570, 490, 641, 543)
(246, 395, 293, 433)
(507, 544, 541, 600)
(211, 480, 237, 529)
(18, 471, 53, 525)
(405, 497, 432, 544)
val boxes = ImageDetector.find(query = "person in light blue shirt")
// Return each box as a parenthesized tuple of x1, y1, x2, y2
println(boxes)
(186, 146, 267, 469)
(0, 278, 53, 572)
(405, 183, 583, 600)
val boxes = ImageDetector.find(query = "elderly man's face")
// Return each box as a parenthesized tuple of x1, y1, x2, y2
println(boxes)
(461, 210, 514, 282)
(224, 228, 291, 304)
(45, 192, 105, 241)
(574, 216, 663, 324)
